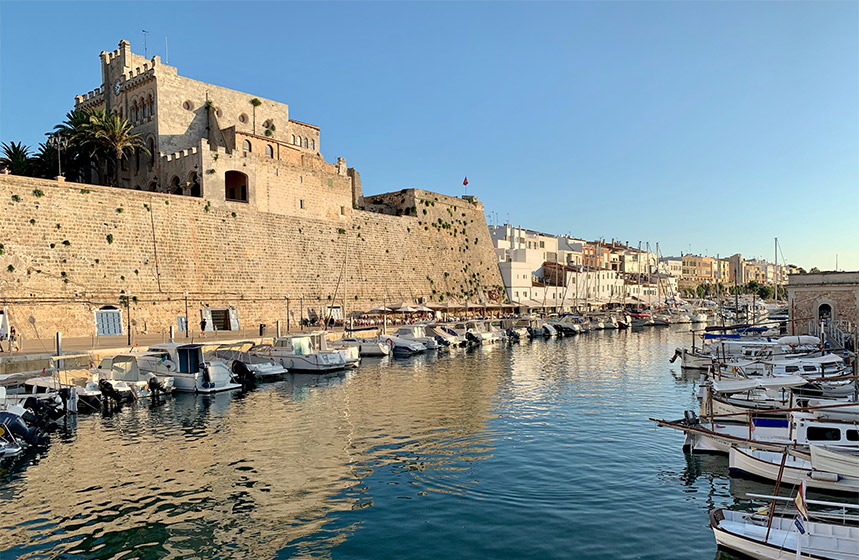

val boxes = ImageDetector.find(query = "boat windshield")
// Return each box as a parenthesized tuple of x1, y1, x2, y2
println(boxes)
(293, 337, 312, 356)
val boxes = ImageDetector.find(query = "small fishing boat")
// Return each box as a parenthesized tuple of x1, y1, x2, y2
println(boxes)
(652, 410, 859, 454)
(711, 497, 859, 560)
(710, 507, 859, 559)
(728, 447, 859, 493)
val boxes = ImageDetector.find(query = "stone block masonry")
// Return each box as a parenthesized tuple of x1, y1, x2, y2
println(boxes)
(0, 175, 504, 338)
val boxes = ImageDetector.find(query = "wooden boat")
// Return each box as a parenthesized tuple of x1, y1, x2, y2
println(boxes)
(810, 445, 859, 475)
(651, 410, 859, 454)
(711, 507, 859, 559)
(729, 447, 859, 493)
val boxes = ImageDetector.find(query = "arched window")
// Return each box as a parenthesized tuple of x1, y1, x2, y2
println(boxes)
(170, 175, 182, 195)
(225, 170, 249, 202)
(291, 134, 296, 145)
(242, 139, 252, 153)
(149, 96, 155, 116)
(310, 139, 315, 150)
(147, 137, 155, 170)
(297, 136, 302, 147)
(303, 138, 308, 148)
(265, 145, 273, 158)
(147, 181, 158, 192)
(189, 172, 201, 197)
(130, 102, 137, 122)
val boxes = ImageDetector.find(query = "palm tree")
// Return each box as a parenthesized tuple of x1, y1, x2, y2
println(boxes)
(30, 142, 58, 179)
(0, 141, 33, 175)
(53, 110, 94, 182)
(87, 111, 148, 186)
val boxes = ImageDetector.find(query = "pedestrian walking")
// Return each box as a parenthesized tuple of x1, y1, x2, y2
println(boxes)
(200, 317, 208, 338)
(9, 326, 20, 352)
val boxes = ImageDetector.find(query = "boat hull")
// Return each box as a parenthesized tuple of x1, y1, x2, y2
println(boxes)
(729, 447, 859, 493)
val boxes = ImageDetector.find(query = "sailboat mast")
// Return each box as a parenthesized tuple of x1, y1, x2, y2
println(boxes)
(344, 234, 349, 329)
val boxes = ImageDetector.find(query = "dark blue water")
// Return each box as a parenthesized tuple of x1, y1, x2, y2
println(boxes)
(0, 327, 761, 559)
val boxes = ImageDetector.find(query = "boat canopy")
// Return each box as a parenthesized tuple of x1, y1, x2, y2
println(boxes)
(712, 375, 807, 394)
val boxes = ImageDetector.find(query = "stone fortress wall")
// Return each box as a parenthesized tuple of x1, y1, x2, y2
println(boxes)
(0, 175, 505, 338)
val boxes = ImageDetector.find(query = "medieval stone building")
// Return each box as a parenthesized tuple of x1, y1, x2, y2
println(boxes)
(74, 39, 360, 221)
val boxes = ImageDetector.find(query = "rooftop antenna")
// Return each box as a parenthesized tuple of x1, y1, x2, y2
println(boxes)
(142, 29, 149, 58)
(165, 35, 169, 64)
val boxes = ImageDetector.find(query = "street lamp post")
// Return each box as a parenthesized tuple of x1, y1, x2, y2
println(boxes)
(48, 134, 68, 178)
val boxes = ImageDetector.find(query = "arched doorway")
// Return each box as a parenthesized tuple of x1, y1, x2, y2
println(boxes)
(818, 303, 832, 322)
(189, 172, 201, 197)
(225, 170, 248, 202)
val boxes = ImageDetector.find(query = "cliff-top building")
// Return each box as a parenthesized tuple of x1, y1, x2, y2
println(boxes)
(74, 39, 360, 221)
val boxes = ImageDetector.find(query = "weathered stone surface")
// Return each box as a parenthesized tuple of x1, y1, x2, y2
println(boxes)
(0, 175, 504, 337)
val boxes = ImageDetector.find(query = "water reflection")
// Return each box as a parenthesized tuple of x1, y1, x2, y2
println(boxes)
(3, 326, 755, 559)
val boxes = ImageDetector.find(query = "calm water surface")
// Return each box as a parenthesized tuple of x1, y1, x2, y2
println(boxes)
(1, 327, 765, 559)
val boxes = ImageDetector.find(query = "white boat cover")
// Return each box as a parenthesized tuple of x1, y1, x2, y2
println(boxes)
(774, 335, 820, 346)
(712, 375, 807, 394)
(765, 354, 845, 366)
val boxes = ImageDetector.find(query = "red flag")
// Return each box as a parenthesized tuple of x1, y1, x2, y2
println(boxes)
(463, 176, 468, 186)
(794, 481, 808, 519)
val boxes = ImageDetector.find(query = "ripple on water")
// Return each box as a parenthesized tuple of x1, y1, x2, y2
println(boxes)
(2, 327, 733, 559)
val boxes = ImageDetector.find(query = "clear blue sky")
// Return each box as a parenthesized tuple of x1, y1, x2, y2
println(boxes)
(2, 1, 857, 271)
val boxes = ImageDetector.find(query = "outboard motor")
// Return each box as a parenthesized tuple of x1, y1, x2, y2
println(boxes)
(0, 411, 46, 446)
(201, 364, 214, 390)
(669, 348, 683, 364)
(98, 379, 124, 409)
(465, 331, 480, 345)
(683, 410, 699, 426)
(147, 375, 169, 397)
(22, 396, 65, 422)
(231, 360, 255, 387)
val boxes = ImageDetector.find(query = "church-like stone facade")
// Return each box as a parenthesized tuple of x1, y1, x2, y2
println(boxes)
(75, 40, 360, 222)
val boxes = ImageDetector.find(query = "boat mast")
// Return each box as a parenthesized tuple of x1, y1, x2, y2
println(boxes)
(344, 233, 349, 330)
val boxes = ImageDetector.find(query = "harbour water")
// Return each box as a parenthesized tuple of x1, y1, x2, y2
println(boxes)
(1, 327, 761, 559)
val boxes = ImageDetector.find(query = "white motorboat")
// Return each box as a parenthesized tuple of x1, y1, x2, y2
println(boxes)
(261, 332, 349, 372)
(499, 318, 531, 341)
(728, 447, 859, 493)
(90, 353, 175, 399)
(208, 342, 288, 381)
(140, 343, 240, 393)
(392, 324, 440, 350)
(711, 506, 859, 560)
(378, 335, 426, 356)
(426, 324, 467, 347)
(335, 337, 391, 357)
(652, 313, 671, 326)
